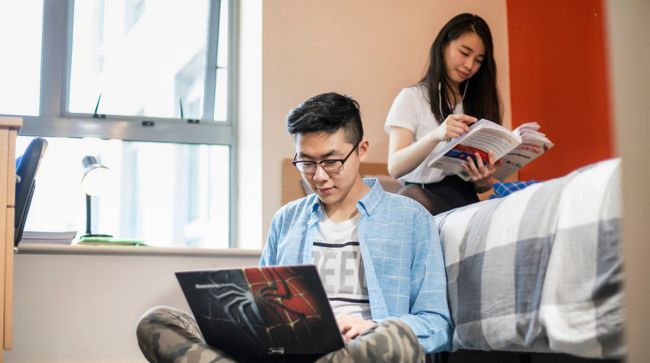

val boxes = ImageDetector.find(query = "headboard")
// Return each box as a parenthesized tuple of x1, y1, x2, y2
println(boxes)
(281, 158, 501, 205)
(281, 158, 392, 205)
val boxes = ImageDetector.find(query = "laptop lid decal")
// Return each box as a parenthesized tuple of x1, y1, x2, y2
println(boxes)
(177, 265, 343, 357)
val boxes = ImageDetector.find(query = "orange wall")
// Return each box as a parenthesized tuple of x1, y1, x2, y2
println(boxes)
(507, 0, 613, 180)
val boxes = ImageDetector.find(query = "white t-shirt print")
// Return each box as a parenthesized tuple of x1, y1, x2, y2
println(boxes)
(311, 213, 371, 320)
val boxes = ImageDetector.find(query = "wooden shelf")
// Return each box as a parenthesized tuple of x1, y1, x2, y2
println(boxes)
(0, 117, 22, 359)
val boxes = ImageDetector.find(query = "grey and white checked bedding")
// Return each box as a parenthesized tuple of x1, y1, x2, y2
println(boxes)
(435, 158, 624, 358)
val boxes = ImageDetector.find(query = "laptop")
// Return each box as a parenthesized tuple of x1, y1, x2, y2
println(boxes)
(176, 265, 344, 360)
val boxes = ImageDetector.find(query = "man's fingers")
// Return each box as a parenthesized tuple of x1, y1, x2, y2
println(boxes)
(344, 327, 360, 340)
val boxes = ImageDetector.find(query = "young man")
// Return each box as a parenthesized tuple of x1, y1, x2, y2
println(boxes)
(137, 93, 452, 362)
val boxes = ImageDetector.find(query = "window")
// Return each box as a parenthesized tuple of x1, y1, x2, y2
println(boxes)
(15, 137, 230, 248)
(4, 0, 237, 248)
(0, 0, 44, 116)
(69, 1, 213, 119)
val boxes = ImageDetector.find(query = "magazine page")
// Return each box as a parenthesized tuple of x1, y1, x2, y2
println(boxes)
(427, 119, 521, 178)
(514, 121, 541, 134)
(492, 128, 554, 181)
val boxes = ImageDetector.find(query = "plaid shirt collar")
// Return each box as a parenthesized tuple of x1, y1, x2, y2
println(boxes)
(308, 178, 384, 222)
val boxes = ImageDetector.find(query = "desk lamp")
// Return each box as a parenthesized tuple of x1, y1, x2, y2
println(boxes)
(81, 155, 112, 238)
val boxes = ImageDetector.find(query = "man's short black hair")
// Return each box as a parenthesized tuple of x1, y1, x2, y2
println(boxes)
(286, 92, 363, 144)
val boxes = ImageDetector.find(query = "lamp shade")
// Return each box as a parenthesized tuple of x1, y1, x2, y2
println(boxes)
(81, 155, 110, 196)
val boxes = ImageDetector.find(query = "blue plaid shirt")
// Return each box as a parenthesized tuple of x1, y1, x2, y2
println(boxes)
(260, 179, 452, 353)
(489, 180, 540, 199)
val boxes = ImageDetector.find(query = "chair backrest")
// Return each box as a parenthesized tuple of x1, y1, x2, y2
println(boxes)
(14, 137, 48, 246)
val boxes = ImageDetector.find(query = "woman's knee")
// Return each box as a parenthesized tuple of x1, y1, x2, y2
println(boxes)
(397, 185, 450, 215)
(398, 185, 428, 203)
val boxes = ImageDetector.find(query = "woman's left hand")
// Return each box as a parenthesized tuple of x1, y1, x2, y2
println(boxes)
(463, 150, 497, 186)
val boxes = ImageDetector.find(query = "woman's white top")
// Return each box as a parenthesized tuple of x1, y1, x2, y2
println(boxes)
(385, 84, 462, 184)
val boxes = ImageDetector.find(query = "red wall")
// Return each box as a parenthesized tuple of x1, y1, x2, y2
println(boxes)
(506, 0, 613, 181)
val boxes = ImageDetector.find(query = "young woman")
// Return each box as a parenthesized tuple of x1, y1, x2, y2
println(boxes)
(385, 13, 502, 215)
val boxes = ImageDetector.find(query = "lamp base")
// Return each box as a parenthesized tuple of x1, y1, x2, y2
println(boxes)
(80, 233, 113, 238)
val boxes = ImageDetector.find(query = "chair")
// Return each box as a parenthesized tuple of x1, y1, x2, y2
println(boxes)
(14, 137, 48, 246)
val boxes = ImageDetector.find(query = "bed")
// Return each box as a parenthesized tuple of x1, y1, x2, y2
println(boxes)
(280, 157, 624, 360)
(435, 158, 624, 360)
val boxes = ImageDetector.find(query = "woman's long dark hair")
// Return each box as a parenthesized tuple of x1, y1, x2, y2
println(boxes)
(420, 13, 502, 124)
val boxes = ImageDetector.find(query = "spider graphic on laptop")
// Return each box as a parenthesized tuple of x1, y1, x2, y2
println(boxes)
(203, 267, 321, 345)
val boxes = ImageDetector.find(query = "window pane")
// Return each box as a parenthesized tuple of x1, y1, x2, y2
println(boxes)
(216, 0, 229, 68)
(0, 0, 43, 116)
(213, 0, 229, 121)
(16, 136, 230, 248)
(68, 0, 211, 120)
(214, 68, 228, 121)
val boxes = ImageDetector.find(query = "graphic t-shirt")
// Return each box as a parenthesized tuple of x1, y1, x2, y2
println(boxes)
(311, 213, 371, 319)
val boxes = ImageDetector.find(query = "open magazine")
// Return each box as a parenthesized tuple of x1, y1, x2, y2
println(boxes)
(427, 119, 554, 181)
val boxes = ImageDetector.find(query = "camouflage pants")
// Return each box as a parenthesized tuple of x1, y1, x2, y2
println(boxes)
(136, 306, 425, 363)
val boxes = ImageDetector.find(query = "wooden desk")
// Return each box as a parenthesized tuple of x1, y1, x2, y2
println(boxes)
(0, 117, 21, 357)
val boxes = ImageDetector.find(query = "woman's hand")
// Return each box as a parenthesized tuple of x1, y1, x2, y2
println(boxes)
(387, 113, 476, 179)
(432, 114, 477, 142)
(463, 150, 497, 192)
(336, 314, 378, 342)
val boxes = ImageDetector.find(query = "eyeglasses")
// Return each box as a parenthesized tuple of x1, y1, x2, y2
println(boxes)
(292, 143, 359, 175)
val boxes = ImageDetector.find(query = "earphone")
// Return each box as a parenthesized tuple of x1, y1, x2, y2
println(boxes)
(438, 79, 469, 121)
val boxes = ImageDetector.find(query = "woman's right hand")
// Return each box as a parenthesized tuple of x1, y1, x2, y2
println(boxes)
(432, 114, 478, 141)
(387, 114, 477, 178)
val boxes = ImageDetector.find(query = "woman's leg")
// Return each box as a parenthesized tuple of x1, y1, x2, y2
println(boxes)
(397, 184, 453, 215)
(422, 176, 479, 210)
(316, 319, 425, 363)
(136, 306, 237, 363)
(399, 176, 480, 215)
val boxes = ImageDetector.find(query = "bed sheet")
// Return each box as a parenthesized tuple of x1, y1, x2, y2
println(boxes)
(435, 158, 624, 358)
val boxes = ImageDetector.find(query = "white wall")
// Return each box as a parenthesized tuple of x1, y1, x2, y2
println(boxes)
(5, 250, 259, 363)
(237, 0, 263, 248)
(606, 1, 650, 362)
(260, 0, 511, 242)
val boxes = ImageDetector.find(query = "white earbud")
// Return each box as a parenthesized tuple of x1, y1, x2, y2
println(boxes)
(437, 80, 469, 121)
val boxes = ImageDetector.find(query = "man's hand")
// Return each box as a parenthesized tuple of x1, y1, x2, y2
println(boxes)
(336, 314, 378, 342)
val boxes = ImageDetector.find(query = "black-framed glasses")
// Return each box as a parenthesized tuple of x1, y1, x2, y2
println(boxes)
(292, 143, 359, 175)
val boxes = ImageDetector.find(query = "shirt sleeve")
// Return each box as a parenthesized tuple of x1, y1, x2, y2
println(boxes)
(385, 87, 421, 134)
(396, 210, 453, 353)
(259, 212, 281, 266)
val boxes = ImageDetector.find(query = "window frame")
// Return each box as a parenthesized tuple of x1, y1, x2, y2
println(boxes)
(14, 0, 240, 247)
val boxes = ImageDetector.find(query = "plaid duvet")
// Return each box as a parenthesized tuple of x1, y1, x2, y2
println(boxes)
(435, 158, 624, 358)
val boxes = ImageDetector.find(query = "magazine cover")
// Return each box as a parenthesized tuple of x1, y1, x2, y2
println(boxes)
(428, 120, 553, 181)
